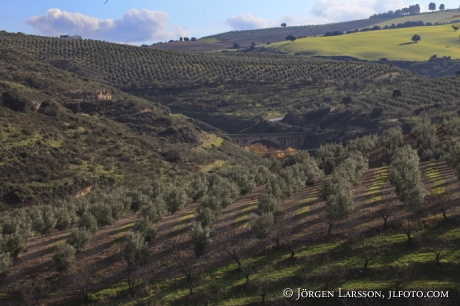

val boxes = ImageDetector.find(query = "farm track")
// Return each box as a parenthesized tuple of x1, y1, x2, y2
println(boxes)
(2, 161, 460, 305)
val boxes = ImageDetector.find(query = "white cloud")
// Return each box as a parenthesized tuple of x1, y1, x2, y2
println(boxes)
(225, 13, 277, 30)
(224, 1, 413, 31)
(311, 0, 408, 23)
(27, 8, 187, 43)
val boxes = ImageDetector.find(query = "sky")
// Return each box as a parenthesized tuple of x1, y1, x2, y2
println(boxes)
(0, 0, 458, 45)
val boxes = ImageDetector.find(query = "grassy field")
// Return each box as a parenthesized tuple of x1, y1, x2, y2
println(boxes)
(372, 10, 460, 28)
(264, 24, 460, 61)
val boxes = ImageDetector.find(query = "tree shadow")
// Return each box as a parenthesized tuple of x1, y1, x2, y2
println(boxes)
(398, 42, 417, 46)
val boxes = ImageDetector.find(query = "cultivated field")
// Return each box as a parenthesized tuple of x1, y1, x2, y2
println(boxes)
(264, 24, 460, 61)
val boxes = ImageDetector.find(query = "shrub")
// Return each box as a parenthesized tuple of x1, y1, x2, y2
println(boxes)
(123, 231, 149, 266)
(191, 221, 212, 257)
(0, 253, 12, 278)
(165, 186, 190, 214)
(53, 207, 75, 231)
(89, 202, 113, 227)
(67, 228, 92, 253)
(316, 143, 344, 174)
(252, 213, 274, 239)
(2, 233, 28, 258)
(41, 205, 57, 235)
(140, 201, 166, 224)
(195, 206, 216, 229)
(257, 194, 281, 217)
(132, 216, 157, 244)
(380, 126, 404, 162)
(346, 134, 378, 153)
(78, 213, 98, 234)
(410, 117, 441, 161)
(225, 167, 256, 195)
(53, 243, 76, 273)
(282, 151, 311, 167)
(188, 174, 209, 201)
(389, 145, 425, 210)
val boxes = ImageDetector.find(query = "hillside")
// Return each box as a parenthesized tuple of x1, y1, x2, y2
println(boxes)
(150, 17, 395, 52)
(4, 31, 460, 138)
(372, 9, 460, 28)
(263, 24, 460, 61)
(0, 47, 258, 208)
(1, 28, 460, 306)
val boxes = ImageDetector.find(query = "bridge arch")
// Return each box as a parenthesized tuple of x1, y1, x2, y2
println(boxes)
(244, 139, 284, 150)
(228, 132, 308, 151)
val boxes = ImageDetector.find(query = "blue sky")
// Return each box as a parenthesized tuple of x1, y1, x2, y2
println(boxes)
(1, 0, 458, 44)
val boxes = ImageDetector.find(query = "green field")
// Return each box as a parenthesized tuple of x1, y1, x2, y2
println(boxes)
(372, 10, 460, 28)
(265, 25, 460, 61)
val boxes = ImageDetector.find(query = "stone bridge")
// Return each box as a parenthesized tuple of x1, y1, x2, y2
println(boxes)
(227, 132, 308, 150)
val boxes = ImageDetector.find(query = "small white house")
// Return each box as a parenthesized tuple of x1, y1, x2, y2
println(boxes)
(59, 35, 83, 41)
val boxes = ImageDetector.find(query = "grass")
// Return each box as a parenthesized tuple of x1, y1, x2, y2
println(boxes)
(111, 221, 135, 247)
(234, 200, 258, 228)
(94, 220, 460, 305)
(368, 167, 389, 205)
(296, 188, 318, 218)
(199, 160, 225, 173)
(169, 210, 195, 238)
(264, 24, 460, 60)
(422, 161, 446, 194)
(371, 10, 460, 29)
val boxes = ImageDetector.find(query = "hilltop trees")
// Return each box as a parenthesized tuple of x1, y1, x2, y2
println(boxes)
(281, 23, 287, 27)
(429, 2, 436, 11)
(439, 4, 445, 10)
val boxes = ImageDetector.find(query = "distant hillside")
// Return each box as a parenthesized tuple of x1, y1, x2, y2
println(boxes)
(263, 24, 460, 61)
(0, 47, 258, 208)
(150, 17, 395, 52)
(372, 9, 460, 28)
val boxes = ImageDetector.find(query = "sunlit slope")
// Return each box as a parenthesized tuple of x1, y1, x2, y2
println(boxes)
(372, 10, 460, 28)
(264, 25, 460, 61)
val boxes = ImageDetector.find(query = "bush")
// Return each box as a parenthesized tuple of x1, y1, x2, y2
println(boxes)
(346, 134, 378, 154)
(140, 201, 166, 224)
(257, 194, 281, 217)
(191, 221, 212, 257)
(188, 174, 208, 201)
(282, 151, 311, 167)
(195, 206, 216, 228)
(380, 126, 404, 162)
(316, 143, 344, 174)
(252, 213, 274, 239)
(53, 207, 75, 231)
(410, 117, 441, 161)
(41, 205, 57, 235)
(53, 243, 76, 273)
(90, 202, 113, 227)
(132, 216, 157, 244)
(225, 167, 256, 195)
(389, 145, 425, 210)
(2, 233, 28, 258)
(123, 231, 149, 266)
(164, 186, 190, 214)
(78, 213, 98, 234)
(0, 253, 12, 278)
(67, 228, 92, 253)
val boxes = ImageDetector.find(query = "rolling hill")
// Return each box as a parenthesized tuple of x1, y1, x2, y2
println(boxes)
(263, 24, 460, 61)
